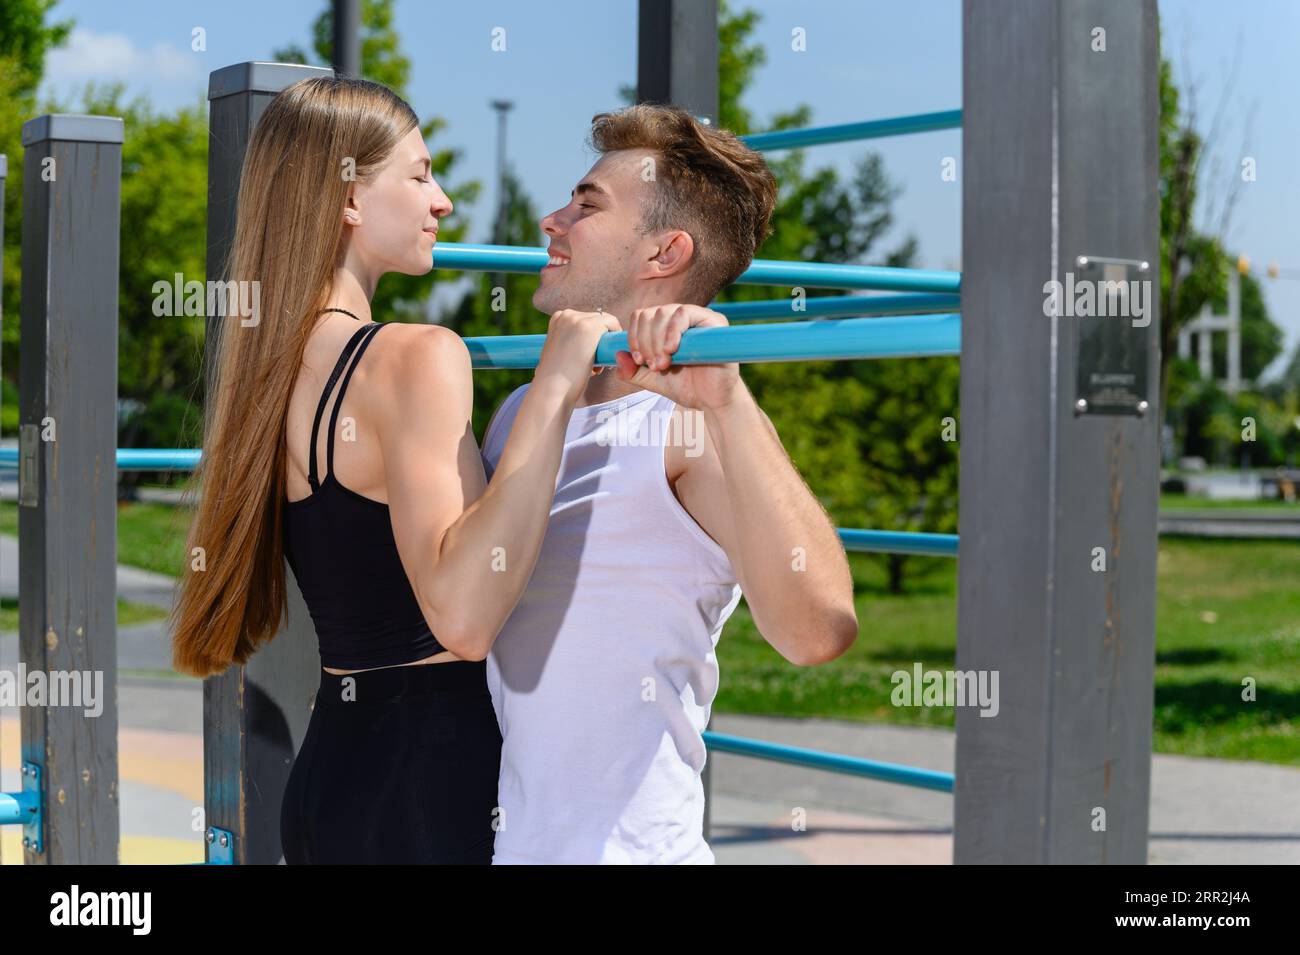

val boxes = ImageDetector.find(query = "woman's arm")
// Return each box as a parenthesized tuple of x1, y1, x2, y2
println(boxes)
(376, 315, 610, 659)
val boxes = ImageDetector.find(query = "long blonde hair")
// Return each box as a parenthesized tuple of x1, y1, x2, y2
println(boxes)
(170, 76, 419, 677)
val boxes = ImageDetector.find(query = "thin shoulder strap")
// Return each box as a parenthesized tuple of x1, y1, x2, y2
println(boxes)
(308, 322, 384, 491)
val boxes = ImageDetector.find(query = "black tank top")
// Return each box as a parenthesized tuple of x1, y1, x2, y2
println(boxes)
(283, 321, 448, 670)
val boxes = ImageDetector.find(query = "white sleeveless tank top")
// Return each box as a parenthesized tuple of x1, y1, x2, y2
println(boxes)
(480, 384, 742, 864)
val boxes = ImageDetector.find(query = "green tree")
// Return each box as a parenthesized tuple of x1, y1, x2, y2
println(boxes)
(3, 76, 213, 486)
(1158, 55, 1218, 416)
(709, 0, 954, 594)
(619, 0, 952, 592)
(0, 1, 77, 434)
(273, 0, 480, 324)
(77, 85, 211, 469)
(440, 170, 544, 441)
(1168, 263, 1291, 472)
(3, 0, 479, 464)
(1157, 56, 1283, 419)
(0, 0, 72, 97)
(1272, 342, 1300, 407)
(1206, 268, 1283, 382)
(1157, 50, 1288, 469)
(0, 55, 29, 435)
(274, 0, 409, 93)
(1202, 388, 1300, 471)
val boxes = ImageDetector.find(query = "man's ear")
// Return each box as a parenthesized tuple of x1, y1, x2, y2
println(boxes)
(649, 230, 695, 279)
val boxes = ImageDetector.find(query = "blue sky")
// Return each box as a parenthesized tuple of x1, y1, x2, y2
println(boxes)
(35, 0, 1300, 380)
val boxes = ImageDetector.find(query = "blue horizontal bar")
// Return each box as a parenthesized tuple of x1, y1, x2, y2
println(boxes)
(0, 448, 201, 471)
(714, 293, 961, 321)
(0, 449, 962, 563)
(0, 453, 957, 562)
(703, 731, 954, 792)
(741, 109, 963, 152)
(1, 319, 958, 470)
(434, 242, 961, 293)
(0, 790, 38, 826)
(464, 314, 960, 369)
(0, 314, 960, 473)
(117, 449, 201, 470)
(433, 242, 546, 273)
(839, 529, 959, 557)
(739, 258, 959, 293)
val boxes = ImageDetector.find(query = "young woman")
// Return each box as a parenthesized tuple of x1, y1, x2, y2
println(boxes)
(168, 76, 618, 863)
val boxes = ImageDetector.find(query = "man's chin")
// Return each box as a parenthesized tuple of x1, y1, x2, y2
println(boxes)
(532, 289, 573, 315)
(533, 281, 614, 317)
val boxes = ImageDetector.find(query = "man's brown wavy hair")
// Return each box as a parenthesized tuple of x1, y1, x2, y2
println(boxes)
(589, 104, 777, 303)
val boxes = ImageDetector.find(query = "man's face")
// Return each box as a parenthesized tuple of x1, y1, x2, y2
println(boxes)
(533, 149, 659, 317)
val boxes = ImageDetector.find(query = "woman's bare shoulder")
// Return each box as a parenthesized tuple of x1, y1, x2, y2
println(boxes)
(363, 323, 472, 413)
(369, 323, 468, 376)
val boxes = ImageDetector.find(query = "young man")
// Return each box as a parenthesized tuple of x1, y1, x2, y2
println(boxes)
(479, 104, 858, 864)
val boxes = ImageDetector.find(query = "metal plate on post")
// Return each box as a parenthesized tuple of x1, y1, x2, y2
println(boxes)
(1071, 255, 1152, 416)
(19, 423, 39, 507)
(22, 761, 44, 855)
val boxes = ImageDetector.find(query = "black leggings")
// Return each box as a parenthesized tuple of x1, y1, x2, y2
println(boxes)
(280, 658, 502, 864)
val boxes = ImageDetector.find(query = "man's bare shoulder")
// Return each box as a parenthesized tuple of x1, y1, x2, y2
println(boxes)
(667, 404, 715, 482)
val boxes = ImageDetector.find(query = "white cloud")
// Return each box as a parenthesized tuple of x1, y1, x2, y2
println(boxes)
(43, 28, 201, 84)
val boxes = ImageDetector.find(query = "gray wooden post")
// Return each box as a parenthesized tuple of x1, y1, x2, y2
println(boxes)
(204, 62, 333, 864)
(637, 0, 720, 125)
(956, 0, 1161, 863)
(18, 115, 123, 864)
(636, 0, 721, 846)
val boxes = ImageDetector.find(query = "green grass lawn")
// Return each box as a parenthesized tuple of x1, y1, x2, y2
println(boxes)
(0, 596, 169, 633)
(1, 498, 1296, 764)
(0, 500, 181, 631)
(1159, 493, 1300, 511)
(716, 540, 1299, 765)
(0, 498, 192, 578)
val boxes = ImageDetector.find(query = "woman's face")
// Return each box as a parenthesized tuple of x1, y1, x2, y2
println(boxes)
(345, 125, 451, 277)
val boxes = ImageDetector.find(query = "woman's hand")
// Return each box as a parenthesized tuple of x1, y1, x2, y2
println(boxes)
(533, 308, 623, 406)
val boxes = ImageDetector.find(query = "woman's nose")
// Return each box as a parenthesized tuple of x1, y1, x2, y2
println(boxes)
(431, 181, 452, 217)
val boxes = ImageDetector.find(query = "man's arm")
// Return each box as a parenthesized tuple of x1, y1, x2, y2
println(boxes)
(673, 383, 858, 666)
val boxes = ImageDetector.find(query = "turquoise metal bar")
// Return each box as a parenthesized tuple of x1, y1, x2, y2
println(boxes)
(739, 258, 959, 293)
(0, 790, 37, 826)
(0, 448, 959, 564)
(703, 731, 954, 792)
(116, 448, 201, 470)
(740, 109, 963, 152)
(465, 313, 960, 369)
(714, 292, 961, 321)
(0, 315, 959, 475)
(0, 447, 201, 470)
(1, 763, 42, 853)
(839, 529, 959, 557)
(0, 317, 961, 472)
(432, 241, 546, 274)
(433, 242, 962, 293)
